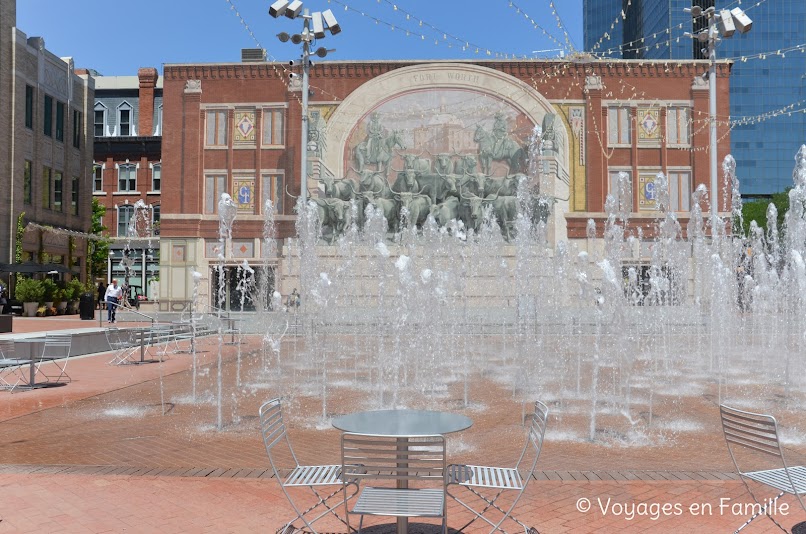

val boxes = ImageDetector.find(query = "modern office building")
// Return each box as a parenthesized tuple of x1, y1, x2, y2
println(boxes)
(584, 0, 806, 196)
(0, 0, 94, 285)
(88, 68, 162, 298)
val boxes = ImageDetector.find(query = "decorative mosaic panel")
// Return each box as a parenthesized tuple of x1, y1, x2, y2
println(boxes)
(638, 174, 658, 211)
(232, 240, 254, 259)
(233, 178, 255, 213)
(233, 110, 256, 144)
(637, 108, 661, 143)
(172, 244, 186, 263)
(204, 240, 222, 259)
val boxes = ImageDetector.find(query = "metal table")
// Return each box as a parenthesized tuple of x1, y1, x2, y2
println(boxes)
(332, 409, 472, 534)
(12, 338, 57, 390)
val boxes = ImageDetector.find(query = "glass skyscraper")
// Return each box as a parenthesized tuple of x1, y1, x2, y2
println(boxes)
(584, 0, 806, 196)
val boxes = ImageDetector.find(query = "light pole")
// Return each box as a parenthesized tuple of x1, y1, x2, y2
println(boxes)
(684, 5, 752, 218)
(269, 0, 340, 213)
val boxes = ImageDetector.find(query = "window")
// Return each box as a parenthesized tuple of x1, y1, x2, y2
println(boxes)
(72, 109, 82, 148)
(152, 204, 160, 234)
(155, 105, 163, 136)
(607, 106, 631, 145)
(261, 174, 284, 214)
(25, 86, 33, 129)
(206, 110, 228, 146)
(608, 170, 632, 213)
(118, 164, 136, 192)
(93, 164, 104, 192)
(667, 171, 692, 212)
(54, 171, 63, 211)
(204, 174, 227, 214)
(666, 107, 690, 145)
(23, 160, 32, 204)
(56, 101, 65, 141)
(262, 108, 285, 145)
(94, 103, 107, 137)
(43, 95, 53, 137)
(71, 177, 79, 215)
(117, 103, 132, 136)
(42, 166, 51, 208)
(117, 204, 134, 237)
(151, 163, 161, 192)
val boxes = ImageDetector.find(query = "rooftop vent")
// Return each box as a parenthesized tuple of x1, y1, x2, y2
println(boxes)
(241, 48, 267, 62)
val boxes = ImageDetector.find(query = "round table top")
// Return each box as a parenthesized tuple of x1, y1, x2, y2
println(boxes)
(332, 409, 472, 437)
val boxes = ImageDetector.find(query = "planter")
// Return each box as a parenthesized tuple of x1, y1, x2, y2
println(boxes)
(57, 302, 68, 313)
(67, 301, 79, 314)
(23, 302, 39, 317)
(44, 301, 54, 309)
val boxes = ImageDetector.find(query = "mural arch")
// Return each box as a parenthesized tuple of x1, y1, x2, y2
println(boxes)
(322, 62, 571, 241)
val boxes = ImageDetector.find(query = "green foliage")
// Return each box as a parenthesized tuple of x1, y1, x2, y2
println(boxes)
(740, 189, 790, 237)
(41, 279, 57, 301)
(89, 198, 111, 281)
(65, 279, 84, 301)
(15, 278, 45, 303)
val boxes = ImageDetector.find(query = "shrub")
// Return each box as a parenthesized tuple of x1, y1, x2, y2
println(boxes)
(42, 279, 57, 302)
(15, 278, 45, 303)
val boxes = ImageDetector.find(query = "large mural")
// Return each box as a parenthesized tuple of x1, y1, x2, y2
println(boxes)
(311, 63, 571, 243)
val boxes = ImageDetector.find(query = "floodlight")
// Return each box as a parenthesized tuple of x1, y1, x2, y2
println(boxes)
(269, 0, 289, 18)
(285, 0, 303, 19)
(697, 31, 709, 43)
(322, 9, 340, 35)
(731, 7, 752, 34)
(276, 32, 290, 43)
(717, 9, 735, 38)
(315, 47, 333, 58)
(684, 5, 702, 17)
(290, 33, 303, 44)
(312, 12, 325, 39)
(289, 73, 299, 79)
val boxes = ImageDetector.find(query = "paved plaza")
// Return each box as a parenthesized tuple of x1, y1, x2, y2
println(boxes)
(0, 316, 803, 533)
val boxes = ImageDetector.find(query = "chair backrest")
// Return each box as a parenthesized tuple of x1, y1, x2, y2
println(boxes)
(41, 334, 72, 359)
(720, 404, 786, 470)
(516, 401, 549, 468)
(258, 398, 299, 471)
(341, 433, 446, 487)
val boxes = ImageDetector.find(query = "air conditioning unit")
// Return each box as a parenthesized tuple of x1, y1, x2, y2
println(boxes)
(241, 48, 266, 62)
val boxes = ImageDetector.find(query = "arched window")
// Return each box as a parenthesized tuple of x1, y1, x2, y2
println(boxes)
(116, 101, 135, 136)
(94, 102, 108, 137)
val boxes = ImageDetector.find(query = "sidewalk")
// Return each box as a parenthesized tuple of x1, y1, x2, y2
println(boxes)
(0, 317, 803, 533)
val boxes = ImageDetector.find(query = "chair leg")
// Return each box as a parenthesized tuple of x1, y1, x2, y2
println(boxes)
(732, 491, 788, 534)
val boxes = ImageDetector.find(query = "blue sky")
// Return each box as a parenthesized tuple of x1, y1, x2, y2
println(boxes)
(15, 0, 583, 76)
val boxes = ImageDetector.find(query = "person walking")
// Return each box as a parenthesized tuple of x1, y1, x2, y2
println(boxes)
(97, 281, 106, 310)
(104, 279, 122, 323)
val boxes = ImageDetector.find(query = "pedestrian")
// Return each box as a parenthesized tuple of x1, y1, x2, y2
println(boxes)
(104, 279, 122, 323)
(97, 281, 106, 310)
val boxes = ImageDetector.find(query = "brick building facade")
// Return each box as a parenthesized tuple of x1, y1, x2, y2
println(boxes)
(89, 68, 162, 298)
(160, 59, 731, 309)
(0, 0, 93, 288)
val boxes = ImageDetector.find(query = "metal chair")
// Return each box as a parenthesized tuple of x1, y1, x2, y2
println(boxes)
(341, 432, 447, 534)
(105, 328, 140, 365)
(0, 340, 31, 391)
(259, 398, 358, 533)
(35, 333, 72, 383)
(447, 400, 549, 534)
(720, 404, 806, 534)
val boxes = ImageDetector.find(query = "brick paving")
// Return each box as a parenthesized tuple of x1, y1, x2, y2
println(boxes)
(0, 316, 804, 533)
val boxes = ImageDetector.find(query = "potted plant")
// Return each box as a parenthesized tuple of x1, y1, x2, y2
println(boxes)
(54, 284, 68, 314)
(15, 278, 44, 317)
(66, 279, 83, 314)
(42, 279, 57, 309)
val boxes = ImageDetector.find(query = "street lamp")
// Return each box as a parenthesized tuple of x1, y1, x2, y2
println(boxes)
(684, 4, 752, 219)
(269, 1, 340, 212)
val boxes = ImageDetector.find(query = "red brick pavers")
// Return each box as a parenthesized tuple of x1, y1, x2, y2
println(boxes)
(0, 471, 800, 533)
(0, 324, 804, 533)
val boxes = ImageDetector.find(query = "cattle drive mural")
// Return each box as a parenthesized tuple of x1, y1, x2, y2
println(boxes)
(301, 89, 562, 243)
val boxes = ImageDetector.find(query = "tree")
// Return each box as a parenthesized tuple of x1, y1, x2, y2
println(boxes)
(88, 198, 111, 282)
(740, 188, 789, 237)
